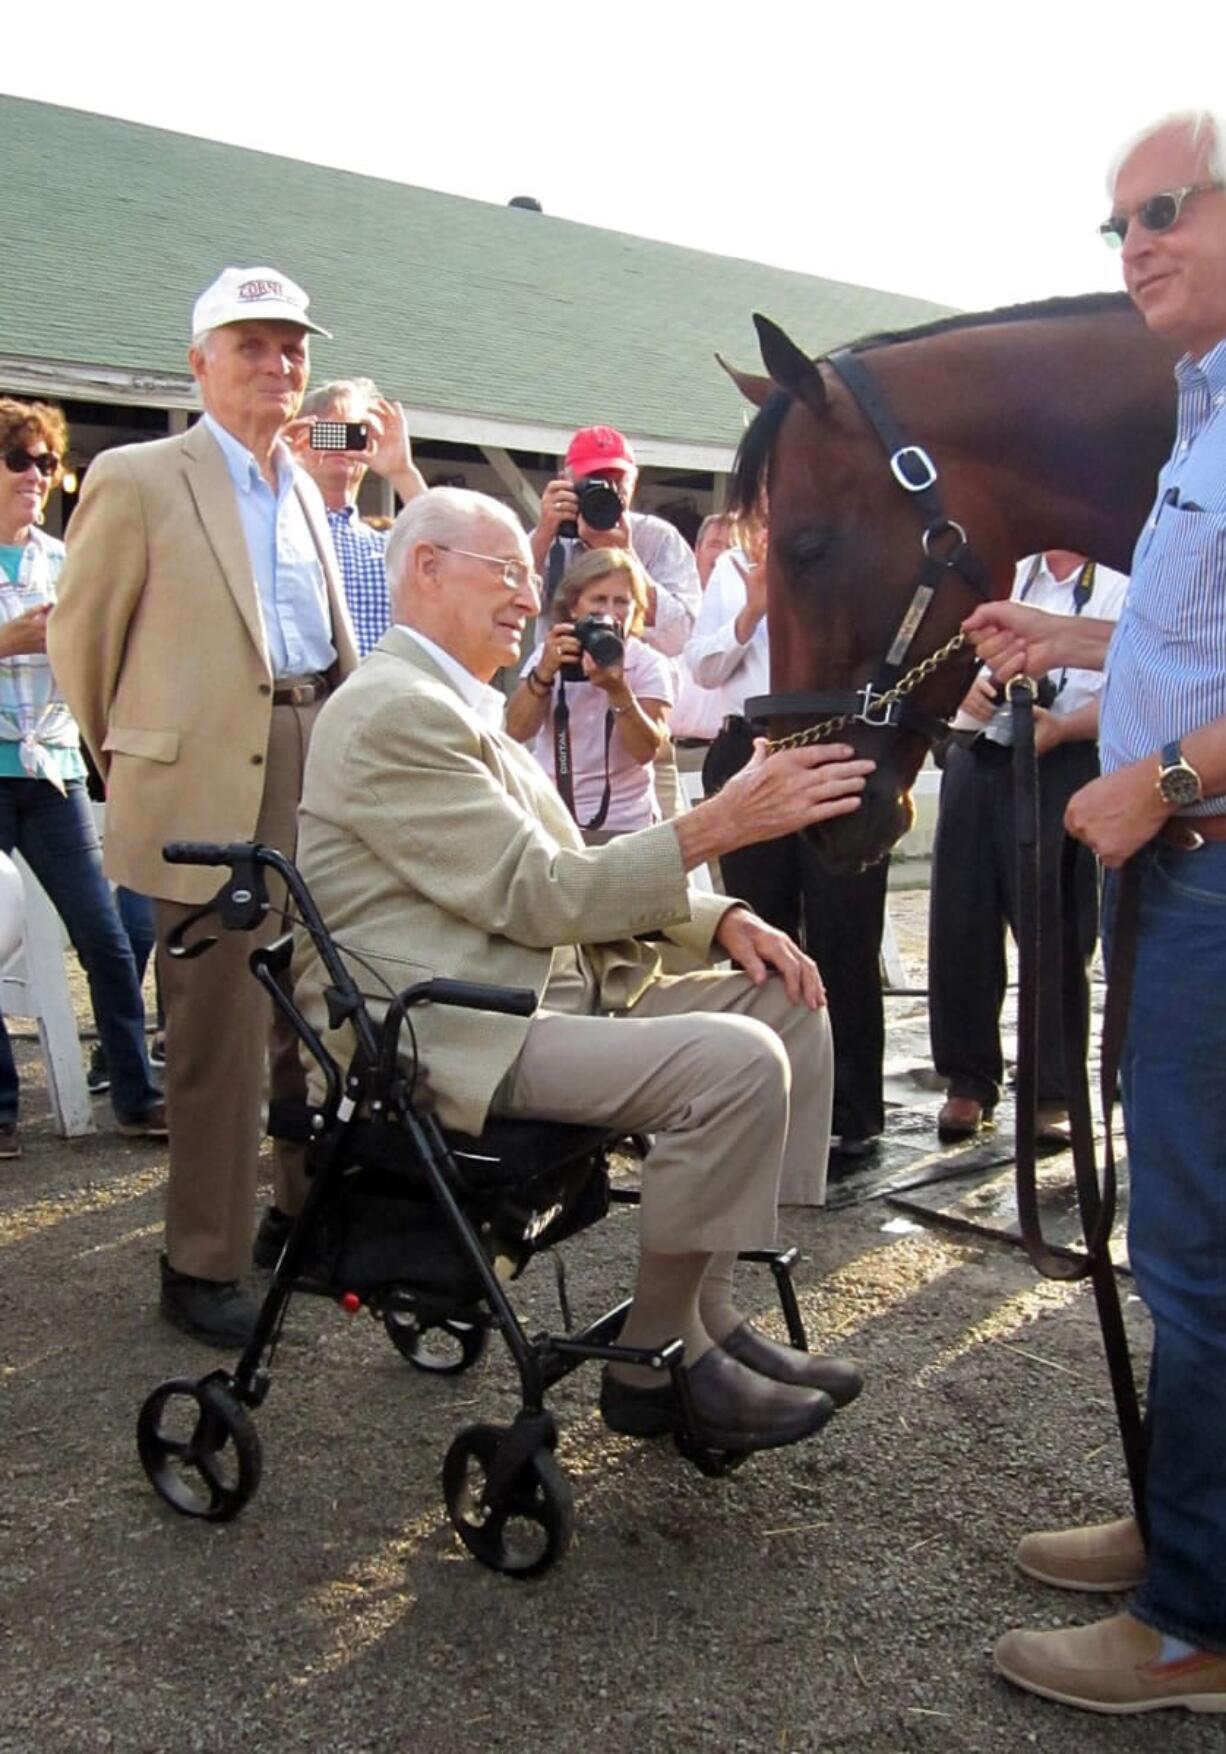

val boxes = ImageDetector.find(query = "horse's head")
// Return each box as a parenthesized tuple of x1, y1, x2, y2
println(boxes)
(727, 315, 1014, 876)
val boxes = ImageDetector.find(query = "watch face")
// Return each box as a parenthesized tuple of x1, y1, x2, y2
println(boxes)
(1161, 765, 1202, 808)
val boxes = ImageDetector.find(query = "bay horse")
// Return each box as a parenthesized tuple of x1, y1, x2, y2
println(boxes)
(726, 292, 1180, 875)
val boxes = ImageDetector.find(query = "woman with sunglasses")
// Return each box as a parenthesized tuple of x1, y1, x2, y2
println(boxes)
(0, 398, 165, 1156)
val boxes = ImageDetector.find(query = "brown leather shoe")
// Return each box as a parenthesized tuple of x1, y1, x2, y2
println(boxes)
(995, 1611, 1226, 1714)
(0, 1124, 20, 1159)
(600, 1346, 835, 1453)
(117, 1102, 169, 1140)
(718, 1321, 863, 1407)
(937, 1095, 992, 1142)
(1016, 1515, 1147, 1592)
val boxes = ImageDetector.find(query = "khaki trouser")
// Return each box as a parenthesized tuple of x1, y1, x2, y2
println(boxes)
(155, 696, 321, 1280)
(494, 970, 833, 1253)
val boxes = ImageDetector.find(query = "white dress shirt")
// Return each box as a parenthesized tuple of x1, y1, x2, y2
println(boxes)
(952, 554, 1129, 743)
(683, 548, 770, 721)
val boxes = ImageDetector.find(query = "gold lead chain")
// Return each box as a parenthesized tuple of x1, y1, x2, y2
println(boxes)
(766, 629, 969, 753)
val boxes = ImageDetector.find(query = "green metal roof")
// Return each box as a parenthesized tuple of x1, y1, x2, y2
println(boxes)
(0, 94, 953, 451)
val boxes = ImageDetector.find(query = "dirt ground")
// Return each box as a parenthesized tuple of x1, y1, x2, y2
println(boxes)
(0, 896, 1211, 1754)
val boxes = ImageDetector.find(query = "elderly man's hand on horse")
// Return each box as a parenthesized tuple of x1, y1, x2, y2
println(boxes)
(724, 740, 874, 842)
(714, 905, 826, 1010)
(1064, 761, 1171, 868)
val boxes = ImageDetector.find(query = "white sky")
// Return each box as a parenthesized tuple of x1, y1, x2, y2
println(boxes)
(7, 1, 1225, 311)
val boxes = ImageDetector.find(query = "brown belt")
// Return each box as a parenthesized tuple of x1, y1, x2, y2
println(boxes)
(1158, 815, 1226, 850)
(272, 674, 328, 707)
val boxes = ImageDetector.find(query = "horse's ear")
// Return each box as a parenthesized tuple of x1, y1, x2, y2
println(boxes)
(753, 314, 827, 415)
(715, 353, 775, 409)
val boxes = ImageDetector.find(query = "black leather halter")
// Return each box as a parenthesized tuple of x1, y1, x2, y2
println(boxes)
(745, 347, 994, 742)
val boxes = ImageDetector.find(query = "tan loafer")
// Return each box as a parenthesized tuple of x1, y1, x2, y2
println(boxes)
(995, 1611, 1226, 1714)
(1015, 1514, 1146, 1592)
(1035, 1102, 1073, 1146)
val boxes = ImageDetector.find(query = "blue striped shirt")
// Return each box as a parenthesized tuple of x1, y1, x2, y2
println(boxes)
(1099, 337, 1226, 814)
(325, 506, 390, 657)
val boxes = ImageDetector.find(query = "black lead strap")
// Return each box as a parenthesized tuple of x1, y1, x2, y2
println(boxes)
(1009, 675, 1148, 1537)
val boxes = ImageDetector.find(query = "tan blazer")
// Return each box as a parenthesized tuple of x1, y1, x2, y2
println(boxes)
(49, 422, 358, 904)
(294, 630, 733, 1135)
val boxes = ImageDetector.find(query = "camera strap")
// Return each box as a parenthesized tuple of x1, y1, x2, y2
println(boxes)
(552, 681, 614, 832)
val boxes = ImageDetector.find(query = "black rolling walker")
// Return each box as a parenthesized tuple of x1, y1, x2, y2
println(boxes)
(135, 842, 813, 1579)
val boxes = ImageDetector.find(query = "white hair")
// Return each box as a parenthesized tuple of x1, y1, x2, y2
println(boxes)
(300, 377, 379, 418)
(1108, 109, 1226, 191)
(384, 488, 527, 600)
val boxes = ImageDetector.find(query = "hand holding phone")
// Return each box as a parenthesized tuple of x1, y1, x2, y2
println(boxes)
(310, 420, 370, 453)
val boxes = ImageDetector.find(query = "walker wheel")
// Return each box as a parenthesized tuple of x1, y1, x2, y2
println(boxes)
(136, 1375, 262, 1522)
(442, 1423, 573, 1578)
(673, 1430, 751, 1477)
(383, 1310, 488, 1375)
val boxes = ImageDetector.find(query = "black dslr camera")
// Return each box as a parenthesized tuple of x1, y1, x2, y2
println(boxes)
(558, 476, 625, 538)
(559, 613, 625, 683)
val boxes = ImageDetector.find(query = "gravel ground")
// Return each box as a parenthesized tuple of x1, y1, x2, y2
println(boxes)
(0, 896, 1213, 1754)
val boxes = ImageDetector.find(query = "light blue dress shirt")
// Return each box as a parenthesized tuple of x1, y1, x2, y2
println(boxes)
(1099, 338, 1226, 813)
(202, 414, 337, 678)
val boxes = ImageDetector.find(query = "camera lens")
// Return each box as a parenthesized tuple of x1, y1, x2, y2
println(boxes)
(577, 479, 623, 531)
(584, 623, 624, 667)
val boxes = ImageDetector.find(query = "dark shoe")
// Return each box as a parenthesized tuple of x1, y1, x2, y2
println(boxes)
(0, 1125, 20, 1159)
(600, 1345, 835, 1453)
(253, 1204, 295, 1269)
(159, 1254, 258, 1348)
(117, 1101, 169, 1140)
(719, 1321, 863, 1407)
(827, 1134, 881, 1182)
(937, 1095, 993, 1142)
(86, 1044, 111, 1096)
(149, 1031, 166, 1068)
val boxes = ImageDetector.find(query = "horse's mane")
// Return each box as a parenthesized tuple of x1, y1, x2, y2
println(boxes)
(728, 291, 1133, 515)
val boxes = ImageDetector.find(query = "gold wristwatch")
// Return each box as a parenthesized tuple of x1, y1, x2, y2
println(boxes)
(1157, 740, 1203, 808)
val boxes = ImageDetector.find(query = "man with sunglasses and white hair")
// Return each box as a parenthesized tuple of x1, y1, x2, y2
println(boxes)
(966, 110, 1226, 1715)
(51, 266, 357, 1348)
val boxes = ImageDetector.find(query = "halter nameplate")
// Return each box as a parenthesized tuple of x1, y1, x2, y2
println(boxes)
(884, 584, 935, 669)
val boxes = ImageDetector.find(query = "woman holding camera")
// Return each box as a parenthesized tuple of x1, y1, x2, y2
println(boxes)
(507, 548, 672, 837)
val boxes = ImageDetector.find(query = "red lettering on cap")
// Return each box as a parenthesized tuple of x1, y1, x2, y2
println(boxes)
(238, 278, 287, 302)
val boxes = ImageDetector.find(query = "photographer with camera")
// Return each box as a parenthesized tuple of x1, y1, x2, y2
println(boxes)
(289, 377, 426, 655)
(507, 548, 671, 837)
(929, 550, 1128, 1145)
(531, 426, 701, 660)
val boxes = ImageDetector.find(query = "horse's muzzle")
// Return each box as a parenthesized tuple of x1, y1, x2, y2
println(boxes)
(804, 772, 914, 875)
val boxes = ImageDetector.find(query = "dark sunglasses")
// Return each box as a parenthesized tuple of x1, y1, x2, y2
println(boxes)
(1100, 180, 1225, 249)
(3, 447, 60, 478)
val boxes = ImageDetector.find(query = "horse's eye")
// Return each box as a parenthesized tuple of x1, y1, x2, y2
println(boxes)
(789, 532, 832, 568)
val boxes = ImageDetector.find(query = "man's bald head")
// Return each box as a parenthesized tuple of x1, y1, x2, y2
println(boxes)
(385, 488, 539, 680)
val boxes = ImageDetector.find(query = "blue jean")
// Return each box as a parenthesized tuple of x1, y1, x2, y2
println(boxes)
(0, 777, 160, 1126)
(1109, 842, 1226, 1650)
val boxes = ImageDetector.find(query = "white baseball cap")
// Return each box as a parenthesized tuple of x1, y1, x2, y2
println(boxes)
(191, 265, 332, 340)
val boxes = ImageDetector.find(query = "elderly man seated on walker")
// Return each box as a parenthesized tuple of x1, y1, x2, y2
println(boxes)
(292, 488, 869, 1455)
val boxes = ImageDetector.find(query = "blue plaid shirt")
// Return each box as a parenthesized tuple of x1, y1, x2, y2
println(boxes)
(326, 505, 390, 657)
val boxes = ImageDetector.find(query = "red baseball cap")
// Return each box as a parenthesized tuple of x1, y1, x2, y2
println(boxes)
(565, 425, 637, 478)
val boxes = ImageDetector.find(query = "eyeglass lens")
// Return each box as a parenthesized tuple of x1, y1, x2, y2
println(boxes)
(1102, 188, 1196, 249)
(4, 449, 58, 477)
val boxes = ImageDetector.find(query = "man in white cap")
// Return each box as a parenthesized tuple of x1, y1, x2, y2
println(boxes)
(51, 265, 358, 1345)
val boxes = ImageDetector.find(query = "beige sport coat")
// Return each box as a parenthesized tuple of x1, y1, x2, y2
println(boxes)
(294, 629, 734, 1135)
(49, 422, 358, 904)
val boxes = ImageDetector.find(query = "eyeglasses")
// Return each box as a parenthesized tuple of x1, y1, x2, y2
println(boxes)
(3, 448, 60, 478)
(1100, 181, 1226, 249)
(433, 544, 541, 593)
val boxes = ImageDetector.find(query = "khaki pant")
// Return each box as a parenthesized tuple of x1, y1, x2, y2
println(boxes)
(494, 970, 833, 1253)
(155, 697, 321, 1280)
